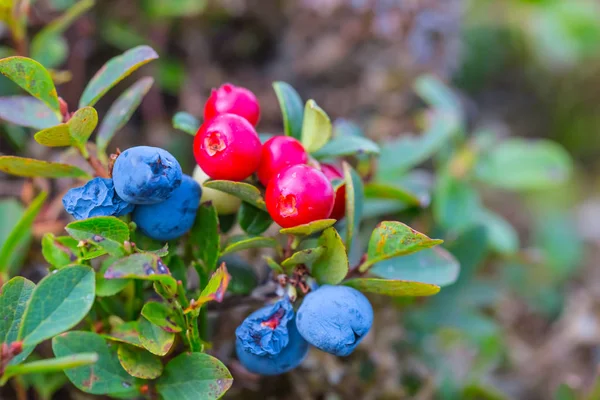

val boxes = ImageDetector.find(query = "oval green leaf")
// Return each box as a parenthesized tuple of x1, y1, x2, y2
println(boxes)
(360, 221, 443, 272)
(52, 331, 140, 395)
(477, 209, 519, 255)
(34, 124, 72, 147)
(117, 344, 163, 379)
(0, 156, 90, 178)
(312, 136, 380, 159)
(104, 253, 176, 294)
(370, 247, 460, 287)
(0, 96, 61, 129)
(65, 216, 130, 256)
(414, 75, 461, 112)
(19, 265, 95, 347)
(433, 172, 482, 232)
(186, 263, 231, 313)
(301, 99, 332, 153)
(190, 202, 220, 273)
(79, 45, 159, 108)
(273, 81, 304, 140)
(279, 218, 336, 236)
(104, 321, 143, 348)
(41, 233, 79, 268)
(281, 246, 325, 269)
(96, 77, 154, 156)
(68, 106, 98, 150)
(364, 182, 423, 207)
(157, 352, 233, 400)
(172, 111, 200, 136)
(343, 162, 363, 251)
(203, 180, 266, 211)
(238, 202, 272, 235)
(343, 278, 440, 297)
(311, 227, 348, 285)
(138, 317, 174, 356)
(221, 235, 278, 256)
(141, 302, 181, 333)
(476, 138, 573, 191)
(0, 191, 47, 275)
(0, 57, 61, 113)
(0, 277, 35, 345)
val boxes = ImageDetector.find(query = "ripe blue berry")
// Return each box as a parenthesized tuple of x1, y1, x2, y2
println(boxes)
(113, 146, 182, 205)
(62, 177, 134, 220)
(296, 285, 373, 356)
(236, 300, 309, 375)
(132, 175, 201, 241)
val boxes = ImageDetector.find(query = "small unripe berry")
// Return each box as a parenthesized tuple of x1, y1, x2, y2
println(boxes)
(193, 165, 242, 214)
(204, 83, 261, 126)
(266, 164, 334, 228)
(320, 163, 346, 220)
(193, 113, 262, 181)
(257, 136, 308, 187)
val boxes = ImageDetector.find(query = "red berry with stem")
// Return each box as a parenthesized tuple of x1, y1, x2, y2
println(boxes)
(266, 164, 334, 228)
(258, 136, 308, 187)
(193, 113, 262, 181)
(321, 163, 346, 220)
(204, 83, 261, 126)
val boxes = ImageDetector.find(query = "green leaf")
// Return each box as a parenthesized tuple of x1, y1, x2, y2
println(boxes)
(360, 221, 443, 272)
(138, 317, 174, 356)
(272, 81, 303, 140)
(370, 247, 460, 287)
(433, 172, 482, 232)
(0, 57, 61, 113)
(343, 278, 440, 297)
(414, 74, 461, 113)
(312, 136, 380, 159)
(301, 99, 332, 153)
(190, 202, 220, 273)
(104, 321, 143, 348)
(0, 96, 61, 129)
(0, 277, 35, 345)
(52, 331, 140, 395)
(0, 156, 90, 178)
(343, 162, 363, 251)
(238, 202, 272, 235)
(311, 228, 348, 285)
(157, 352, 233, 400)
(203, 180, 266, 211)
(221, 235, 278, 256)
(41, 233, 79, 268)
(30, 0, 95, 68)
(477, 209, 519, 255)
(117, 344, 163, 379)
(104, 253, 176, 294)
(79, 45, 159, 108)
(186, 263, 231, 313)
(377, 112, 460, 179)
(0, 191, 46, 276)
(96, 257, 128, 297)
(143, 0, 207, 17)
(141, 302, 181, 333)
(281, 246, 325, 269)
(172, 111, 200, 136)
(96, 77, 154, 156)
(364, 182, 423, 207)
(19, 265, 95, 347)
(476, 138, 573, 190)
(279, 219, 336, 236)
(68, 106, 98, 150)
(34, 124, 72, 147)
(0, 353, 98, 385)
(220, 255, 258, 295)
(264, 256, 284, 274)
(65, 216, 130, 256)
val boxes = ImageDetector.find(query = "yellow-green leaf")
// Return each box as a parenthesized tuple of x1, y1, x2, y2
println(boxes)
(343, 278, 440, 297)
(203, 180, 266, 211)
(311, 227, 348, 285)
(68, 106, 98, 149)
(117, 344, 163, 379)
(279, 219, 336, 236)
(34, 124, 72, 147)
(301, 99, 332, 153)
(0, 156, 90, 178)
(172, 111, 200, 136)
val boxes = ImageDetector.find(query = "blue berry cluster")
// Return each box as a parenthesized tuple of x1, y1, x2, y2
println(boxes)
(236, 285, 373, 375)
(63, 146, 201, 241)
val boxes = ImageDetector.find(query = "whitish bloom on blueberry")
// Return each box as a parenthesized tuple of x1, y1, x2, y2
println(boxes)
(62, 177, 134, 220)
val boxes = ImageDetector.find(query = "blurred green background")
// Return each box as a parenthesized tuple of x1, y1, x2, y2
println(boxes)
(2, 0, 600, 399)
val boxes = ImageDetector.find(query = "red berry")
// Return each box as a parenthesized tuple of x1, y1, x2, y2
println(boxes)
(193, 113, 262, 181)
(257, 136, 308, 187)
(266, 165, 334, 228)
(204, 83, 261, 126)
(321, 163, 346, 220)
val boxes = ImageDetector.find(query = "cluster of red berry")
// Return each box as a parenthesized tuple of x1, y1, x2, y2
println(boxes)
(193, 84, 345, 228)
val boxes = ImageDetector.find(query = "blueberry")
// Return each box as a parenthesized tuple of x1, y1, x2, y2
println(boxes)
(296, 285, 373, 356)
(236, 300, 309, 375)
(113, 146, 182, 205)
(132, 175, 201, 241)
(62, 177, 134, 220)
